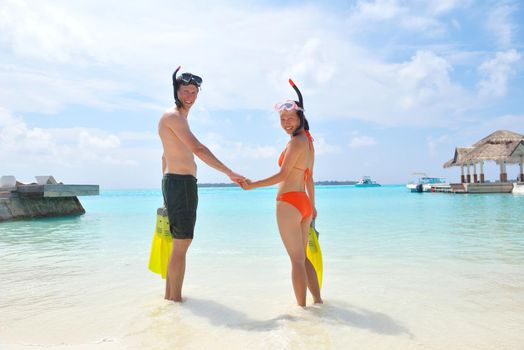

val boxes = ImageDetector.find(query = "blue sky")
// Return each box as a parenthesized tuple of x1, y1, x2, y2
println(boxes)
(1, 0, 523, 188)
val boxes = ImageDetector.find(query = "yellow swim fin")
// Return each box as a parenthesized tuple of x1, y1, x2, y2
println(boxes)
(306, 222, 323, 289)
(148, 208, 173, 279)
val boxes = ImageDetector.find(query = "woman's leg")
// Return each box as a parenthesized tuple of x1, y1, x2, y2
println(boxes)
(301, 218, 322, 303)
(277, 202, 307, 306)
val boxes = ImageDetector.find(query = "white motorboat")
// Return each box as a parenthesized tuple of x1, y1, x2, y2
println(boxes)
(355, 176, 381, 187)
(406, 173, 448, 192)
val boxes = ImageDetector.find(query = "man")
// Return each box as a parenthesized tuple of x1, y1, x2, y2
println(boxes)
(158, 67, 244, 302)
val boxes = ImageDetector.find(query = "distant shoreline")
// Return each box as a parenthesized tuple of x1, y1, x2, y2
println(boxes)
(197, 180, 357, 188)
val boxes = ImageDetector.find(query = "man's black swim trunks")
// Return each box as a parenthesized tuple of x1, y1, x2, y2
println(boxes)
(162, 174, 198, 239)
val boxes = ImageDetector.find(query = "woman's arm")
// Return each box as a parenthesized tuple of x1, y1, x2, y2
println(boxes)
(306, 152, 316, 218)
(245, 138, 305, 190)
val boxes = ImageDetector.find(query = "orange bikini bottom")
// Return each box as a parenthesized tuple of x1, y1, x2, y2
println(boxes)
(276, 191, 312, 220)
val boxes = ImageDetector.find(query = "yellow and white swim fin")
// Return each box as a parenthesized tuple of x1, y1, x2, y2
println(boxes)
(148, 208, 173, 279)
(306, 221, 323, 289)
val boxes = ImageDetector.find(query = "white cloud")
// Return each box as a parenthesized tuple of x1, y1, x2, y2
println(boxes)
(396, 50, 453, 104)
(202, 132, 278, 160)
(478, 50, 521, 97)
(0, 108, 55, 155)
(349, 0, 446, 35)
(348, 135, 377, 148)
(0, 64, 158, 115)
(334, 50, 472, 126)
(487, 2, 517, 48)
(427, 134, 451, 157)
(0, 0, 99, 64)
(78, 131, 120, 149)
(117, 131, 157, 142)
(426, 0, 472, 15)
(314, 136, 341, 155)
(0, 108, 135, 167)
(353, 0, 471, 18)
(397, 15, 446, 37)
(475, 114, 524, 136)
(0, 0, 474, 128)
(353, 0, 403, 20)
(0, 1, 344, 114)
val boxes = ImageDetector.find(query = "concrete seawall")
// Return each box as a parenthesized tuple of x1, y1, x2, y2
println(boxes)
(0, 196, 85, 221)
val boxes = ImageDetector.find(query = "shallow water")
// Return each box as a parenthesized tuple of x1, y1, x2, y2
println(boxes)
(1, 186, 523, 349)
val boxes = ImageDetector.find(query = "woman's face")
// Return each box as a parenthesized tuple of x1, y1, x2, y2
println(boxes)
(280, 110, 300, 135)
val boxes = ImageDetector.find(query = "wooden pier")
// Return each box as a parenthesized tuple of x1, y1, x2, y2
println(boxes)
(429, 182, 517, 194)
(13, 184, 99, 198)
(0, 180, 99, 222)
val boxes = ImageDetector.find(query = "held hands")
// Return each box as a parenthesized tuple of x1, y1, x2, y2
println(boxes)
(228, 171, 246, 184)
(227, 171, 253, 190)
(239, 178, 253, 190)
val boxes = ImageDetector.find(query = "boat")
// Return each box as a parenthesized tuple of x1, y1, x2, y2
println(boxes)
(406, 173, 448, 192)
(355, 176, 381, 187)
(513, 183, 524, 195)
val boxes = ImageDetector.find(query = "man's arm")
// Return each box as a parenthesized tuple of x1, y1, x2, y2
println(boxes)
(167, 115, 244, 182)
(161, 154, 166, 174)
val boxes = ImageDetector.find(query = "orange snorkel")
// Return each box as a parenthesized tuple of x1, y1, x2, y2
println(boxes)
(288, 78, 308, 136)
(289, 78, 304, 109)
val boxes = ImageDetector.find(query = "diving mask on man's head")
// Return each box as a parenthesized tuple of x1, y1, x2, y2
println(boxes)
(178, 73, 203, 87)
(274, 100, 304, 113)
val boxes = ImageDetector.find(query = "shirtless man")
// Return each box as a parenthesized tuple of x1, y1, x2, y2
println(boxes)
(159, 67, 244, 302)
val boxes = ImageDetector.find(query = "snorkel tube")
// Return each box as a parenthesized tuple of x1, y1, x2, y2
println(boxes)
(288, 79, 309, 136)
(289, 79, 303, 108)
(172, 65, 182, 108)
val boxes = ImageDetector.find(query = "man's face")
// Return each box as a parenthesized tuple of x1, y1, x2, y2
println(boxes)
(177, 84, 199, 109)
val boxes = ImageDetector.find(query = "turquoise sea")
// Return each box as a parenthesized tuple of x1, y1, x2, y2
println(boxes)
(1, 185, 523, 349)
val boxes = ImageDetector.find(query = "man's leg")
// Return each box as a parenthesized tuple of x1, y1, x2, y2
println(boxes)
(165, 238, 192, 302)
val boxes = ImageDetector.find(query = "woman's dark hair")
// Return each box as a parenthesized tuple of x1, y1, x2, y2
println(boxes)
(293, 100, 309, 136)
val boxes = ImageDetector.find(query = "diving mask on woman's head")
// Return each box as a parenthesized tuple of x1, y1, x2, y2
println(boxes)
(274, 100, 304, 113)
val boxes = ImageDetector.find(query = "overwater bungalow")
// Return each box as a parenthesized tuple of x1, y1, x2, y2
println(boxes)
(443, 130, 524, 193)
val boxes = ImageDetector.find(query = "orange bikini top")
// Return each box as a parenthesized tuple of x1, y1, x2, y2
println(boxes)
(278, 131, 313, 181)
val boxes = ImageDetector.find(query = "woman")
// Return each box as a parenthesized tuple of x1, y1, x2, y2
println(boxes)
(241, 79, 322, 306)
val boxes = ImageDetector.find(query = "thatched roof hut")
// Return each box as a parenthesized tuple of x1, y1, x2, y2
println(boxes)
(472, 130, 524, 146)
(443, 147, 474, 168)
(443, 130, 524, 183)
